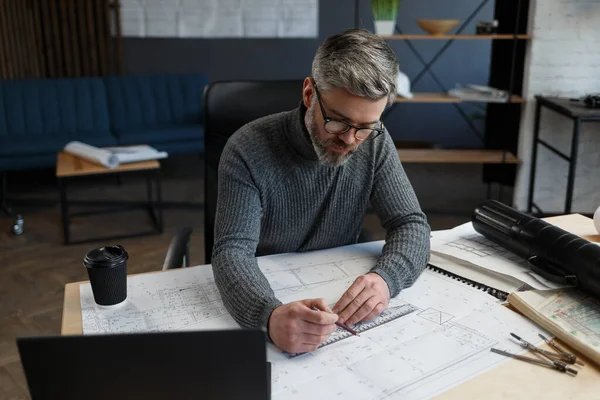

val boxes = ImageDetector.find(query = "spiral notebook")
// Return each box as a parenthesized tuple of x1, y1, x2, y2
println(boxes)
(427, 264, 510, 301)
(427, 252, 528, 302)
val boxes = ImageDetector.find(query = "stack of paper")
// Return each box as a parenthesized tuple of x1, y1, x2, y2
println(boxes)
(430, 222, 567, 291)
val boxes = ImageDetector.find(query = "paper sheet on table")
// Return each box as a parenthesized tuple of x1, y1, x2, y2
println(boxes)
(81, 240, 548, 400)
(64, 141, 119, 168)
(429, 252, 530, 295)
(64, 142, 168, 169)
(431, 222, 565, 290)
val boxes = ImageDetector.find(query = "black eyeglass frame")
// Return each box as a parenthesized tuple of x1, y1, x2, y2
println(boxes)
(312, 81, 386, 142)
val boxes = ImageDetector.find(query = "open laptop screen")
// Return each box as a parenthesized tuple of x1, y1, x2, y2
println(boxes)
(17, 329, 269, 400)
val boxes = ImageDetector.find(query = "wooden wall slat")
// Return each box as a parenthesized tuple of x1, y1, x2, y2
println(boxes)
(96, 0, 107, 76)
(86, 0, 99, 76)
(22, 0, 38, 77)
(77, 0, 90, 76)
(33, 0, 48, 78)
(40, 0, 55, 78)
(113, 0, 123, 74)
(7, 0, 21, 78)
(49, 0, 65, 78)
(66, 0, 80, 77)
(17, 0, 31, 78)
(0, 1, 10, 78)
(59, 0, 73, 77)
(28, 0, 42, 77)
(17, 0, 30, 77)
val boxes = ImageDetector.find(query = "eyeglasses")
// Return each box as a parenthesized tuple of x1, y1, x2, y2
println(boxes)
(313, 81, 385, 141)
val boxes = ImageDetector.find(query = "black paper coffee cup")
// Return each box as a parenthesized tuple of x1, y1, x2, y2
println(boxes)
(84, 245, 128, 306)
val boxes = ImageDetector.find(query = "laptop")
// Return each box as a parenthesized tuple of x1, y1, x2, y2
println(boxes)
(17, 329, 270, 400)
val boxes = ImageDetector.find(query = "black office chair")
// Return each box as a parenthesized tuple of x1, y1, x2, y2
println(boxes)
(203, 80, 305, 264)
(162, 227, 194, 270)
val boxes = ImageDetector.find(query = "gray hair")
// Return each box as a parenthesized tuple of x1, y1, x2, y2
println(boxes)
(312, 29, 399, 106)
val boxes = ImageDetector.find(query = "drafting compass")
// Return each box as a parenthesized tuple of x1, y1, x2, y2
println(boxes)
(490, 333, 583, 376)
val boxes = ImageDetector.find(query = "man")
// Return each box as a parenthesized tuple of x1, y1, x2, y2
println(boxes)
(212, 28, 430, 354)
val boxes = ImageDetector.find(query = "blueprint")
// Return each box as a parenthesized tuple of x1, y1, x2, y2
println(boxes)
(80, 240, 546, 400)
(430, 222, 565, 290)
(119, 0, 318, 38)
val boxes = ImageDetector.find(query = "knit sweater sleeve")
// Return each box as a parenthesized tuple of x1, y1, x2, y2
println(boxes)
(369, 133, 431, 297)
(211, 137, 283, 329)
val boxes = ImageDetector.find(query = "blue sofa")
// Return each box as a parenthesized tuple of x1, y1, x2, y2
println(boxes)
(0, 73, 209, 172)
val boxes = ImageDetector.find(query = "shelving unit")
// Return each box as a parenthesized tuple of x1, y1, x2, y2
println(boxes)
(379, 34, 531, 40)
(394, 93, 525, 104)
(397, 149, 519, 164)
(356, 0, 530, 169)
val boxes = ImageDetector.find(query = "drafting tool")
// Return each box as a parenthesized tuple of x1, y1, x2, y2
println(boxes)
(288, 303, 418, 358)
(490, 348, 578, 375)
(510, 333, 582, 365)
(311, 306, 359, 336)
(321, 303, 418, 346)
(538, 333, 584, 366)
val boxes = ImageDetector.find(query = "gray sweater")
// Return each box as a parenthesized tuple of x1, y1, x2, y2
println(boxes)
(212, 104, 431, 329)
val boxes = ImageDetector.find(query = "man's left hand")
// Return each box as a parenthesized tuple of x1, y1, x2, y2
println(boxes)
(332, 272, 390, 325)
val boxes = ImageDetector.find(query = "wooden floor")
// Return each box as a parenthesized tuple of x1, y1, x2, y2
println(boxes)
(0, 155, 471, 399)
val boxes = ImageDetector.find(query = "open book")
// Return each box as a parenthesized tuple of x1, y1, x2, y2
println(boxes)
(508, 289, 600, 366)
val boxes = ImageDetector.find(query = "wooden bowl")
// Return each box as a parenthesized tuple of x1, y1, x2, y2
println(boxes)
(416, 19, 460, 35)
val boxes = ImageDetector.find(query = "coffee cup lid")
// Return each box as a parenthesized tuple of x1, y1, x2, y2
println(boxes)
(84, 245, 128, 269)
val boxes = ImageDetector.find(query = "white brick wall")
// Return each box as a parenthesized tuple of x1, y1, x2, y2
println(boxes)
(513, 0, 600, 214)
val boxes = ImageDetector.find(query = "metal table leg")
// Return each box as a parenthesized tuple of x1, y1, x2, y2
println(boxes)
(565, 119, 581, 214)
(527, 100, 542, 213)
(58, 177, 70, 244)
(155, 169, 163, 233)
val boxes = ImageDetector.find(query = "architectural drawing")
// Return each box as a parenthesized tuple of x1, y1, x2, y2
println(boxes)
(445, 233, 523, 261)
(119, 0, 318, 38)
(418, 308, 454, 325)
(80, 240, 545, 400)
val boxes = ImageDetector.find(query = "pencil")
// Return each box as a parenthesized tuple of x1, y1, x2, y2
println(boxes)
(311, 306, 360, 336)
(336, 320, 359, 336)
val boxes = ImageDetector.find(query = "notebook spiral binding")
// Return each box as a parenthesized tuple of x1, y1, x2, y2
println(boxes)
(427, 264, 509, 301)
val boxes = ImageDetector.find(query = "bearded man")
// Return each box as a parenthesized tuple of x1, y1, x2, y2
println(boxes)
(211, 28, 431, 354)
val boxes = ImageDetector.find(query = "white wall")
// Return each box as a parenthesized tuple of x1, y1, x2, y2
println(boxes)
(514, 0, 600, 214)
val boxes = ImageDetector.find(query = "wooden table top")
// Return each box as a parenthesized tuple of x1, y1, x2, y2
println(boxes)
(61, 213, 600, 398)
(56, 151, 160, 178)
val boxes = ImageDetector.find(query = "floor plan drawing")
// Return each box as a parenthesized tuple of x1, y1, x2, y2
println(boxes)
(418, 308, 454, 325)
(80, 240, 546, 399)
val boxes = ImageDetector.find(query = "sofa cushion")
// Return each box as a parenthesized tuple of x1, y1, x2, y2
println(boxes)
(0, 78, 113, 145)
(115, 125, 203, 146)
(105, 74, 209, 134)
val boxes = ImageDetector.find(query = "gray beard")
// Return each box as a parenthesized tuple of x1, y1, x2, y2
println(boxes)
(304, 104, 353, 167)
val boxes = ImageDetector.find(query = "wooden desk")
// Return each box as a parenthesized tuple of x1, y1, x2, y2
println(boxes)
(61, 214, 600, 398)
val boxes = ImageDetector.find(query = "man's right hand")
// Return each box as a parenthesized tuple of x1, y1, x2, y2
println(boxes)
(268, 298, 339, 353)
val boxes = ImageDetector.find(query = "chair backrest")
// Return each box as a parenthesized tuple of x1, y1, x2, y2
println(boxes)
(203, 80, 304, 263)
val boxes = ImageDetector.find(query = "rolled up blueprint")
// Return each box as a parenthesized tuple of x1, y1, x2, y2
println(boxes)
(63, 141, 119, 169)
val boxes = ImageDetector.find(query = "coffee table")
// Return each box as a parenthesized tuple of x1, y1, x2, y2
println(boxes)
(56, 151, 163, 245)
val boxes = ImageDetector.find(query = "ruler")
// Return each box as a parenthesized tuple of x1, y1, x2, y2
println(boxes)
(288, 303, 418, 358)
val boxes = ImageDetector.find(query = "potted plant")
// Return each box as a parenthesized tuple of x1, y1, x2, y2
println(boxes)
(371, 0, 400, 35)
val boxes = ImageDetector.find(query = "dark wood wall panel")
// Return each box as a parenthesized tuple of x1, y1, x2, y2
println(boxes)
(0, 0, 123, 79)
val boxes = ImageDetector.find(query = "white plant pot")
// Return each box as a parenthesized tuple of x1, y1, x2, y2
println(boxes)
(374, 20, 396, 35)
